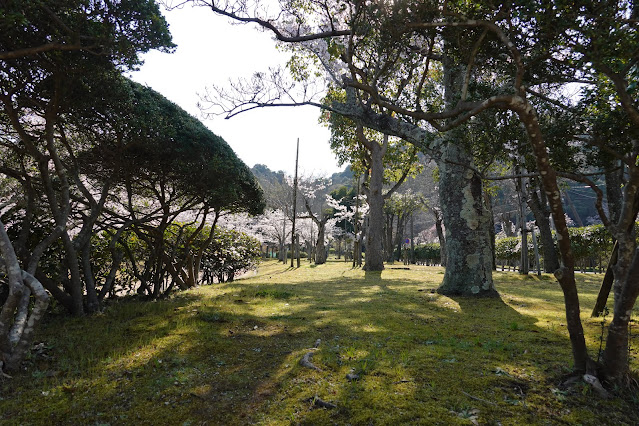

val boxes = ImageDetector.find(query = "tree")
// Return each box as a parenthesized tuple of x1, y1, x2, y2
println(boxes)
(200, 226, 262, 283)
(383, 190, 423, 263)
(0, 0, 174, 371)
(321, 90, 421, 270)
(83, 81, 265, 299)
(299, 176, 334, 264)
(193, 0, 498, 294)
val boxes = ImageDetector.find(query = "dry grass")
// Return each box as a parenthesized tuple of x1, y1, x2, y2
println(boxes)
(1, 260, 638, 425)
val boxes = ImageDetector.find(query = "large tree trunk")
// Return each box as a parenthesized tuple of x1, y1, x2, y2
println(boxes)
(363, 137, 385, 271)
(436, 141, 496, 296)
(435, 55, 495, 296)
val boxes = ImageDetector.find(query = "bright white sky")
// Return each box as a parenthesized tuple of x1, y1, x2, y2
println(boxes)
(129, 4, 342, 176)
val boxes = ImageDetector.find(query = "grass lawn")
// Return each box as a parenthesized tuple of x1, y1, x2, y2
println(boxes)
(1, 260, 638, 425)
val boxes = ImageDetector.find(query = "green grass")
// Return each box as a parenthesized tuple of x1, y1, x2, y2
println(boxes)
(1, 260, 638, 425)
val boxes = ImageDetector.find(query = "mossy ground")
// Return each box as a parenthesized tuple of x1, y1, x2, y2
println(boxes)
(2, 260, 638, 425)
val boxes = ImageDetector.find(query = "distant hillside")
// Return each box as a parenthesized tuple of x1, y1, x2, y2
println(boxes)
(329, 167, 354, 187)
(251, 164, 355, 209)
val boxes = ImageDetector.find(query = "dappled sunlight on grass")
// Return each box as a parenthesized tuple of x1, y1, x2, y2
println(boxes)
(1, 260, 638, 425)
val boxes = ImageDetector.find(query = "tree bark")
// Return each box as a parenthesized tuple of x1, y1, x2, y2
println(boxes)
(604, 161, 624, 225)
(385, 213, 394, 262)
(0, 219, 49, 372)
(600, 183, 639, 382)
(601, 246, 639, 383)
(435, 54, 495, 295)
(363, 135, 385, 271)
(436, 140, 497, 296)
(81, 242, 100, 313)
(315, 221, 327, 264)
(5, 271, 49, 371)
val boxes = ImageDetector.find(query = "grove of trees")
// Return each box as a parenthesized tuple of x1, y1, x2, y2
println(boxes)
(190, 0, 639, 387)
(2, 0, 638, 396)
(1, 1, 264, 372)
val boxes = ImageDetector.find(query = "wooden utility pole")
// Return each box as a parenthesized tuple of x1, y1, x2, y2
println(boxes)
(291, 138, 300, 268)
(516, 167, 529, 274)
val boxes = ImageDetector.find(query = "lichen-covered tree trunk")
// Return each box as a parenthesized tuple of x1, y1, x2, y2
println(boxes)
(434, 53, 495, 295)
(436, 140, 496, 297)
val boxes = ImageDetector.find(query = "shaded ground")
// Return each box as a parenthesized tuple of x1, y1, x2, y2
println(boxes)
(1, 260, 638, 425)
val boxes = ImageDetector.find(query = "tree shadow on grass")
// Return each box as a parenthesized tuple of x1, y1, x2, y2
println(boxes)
(3, 264, 638, 425)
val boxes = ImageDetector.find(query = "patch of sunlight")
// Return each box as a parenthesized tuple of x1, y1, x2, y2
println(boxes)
(189, 384, 212, 398)
(345, 297, 373, 303)
(434, 298, 462, 312)
(106, 334, 186, 371)
(334, 322, 387, 334)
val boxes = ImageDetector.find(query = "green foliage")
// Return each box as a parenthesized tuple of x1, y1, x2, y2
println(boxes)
(567, 224, 613, 262)
(413, 243, 441, 264)
(0, 0, 175, 68)
(495, 224, 620, 265)
(109, 81, 265, 215)
(495, 237, 521, 262)
(320, 87, 422, 183)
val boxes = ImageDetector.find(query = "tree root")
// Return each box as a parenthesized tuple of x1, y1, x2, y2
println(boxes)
(299, 339, 322, 371)
(0, 362, 11, 379)
(306, 395, 337, 409)
(583, 374, 610, 399)
(298, 339, 338, 409)
(299, 351, 321, 371)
